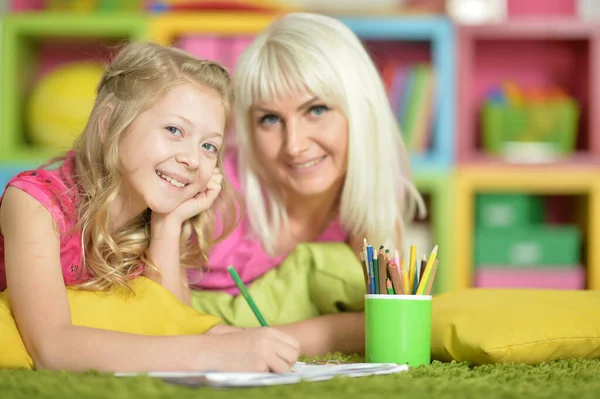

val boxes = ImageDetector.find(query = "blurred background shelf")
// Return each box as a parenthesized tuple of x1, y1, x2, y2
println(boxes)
(456, 19, 600, 167)
(452, 167, 600, 292)
(1, 13, 148, 163)
(413, 170, 453, 294)
(341, 16, 455, 171)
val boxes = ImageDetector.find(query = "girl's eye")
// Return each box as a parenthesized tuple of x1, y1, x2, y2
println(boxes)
(308, 105, 330, 117)
(258, 114, 280, 125)
(166, 126, 182, 136)
(202, 143, 218, 153)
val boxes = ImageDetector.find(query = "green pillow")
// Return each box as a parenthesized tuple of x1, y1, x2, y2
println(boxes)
(190, 243, 366, 327)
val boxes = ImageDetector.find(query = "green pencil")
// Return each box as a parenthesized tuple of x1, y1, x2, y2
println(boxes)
(226, 265, 269, 327)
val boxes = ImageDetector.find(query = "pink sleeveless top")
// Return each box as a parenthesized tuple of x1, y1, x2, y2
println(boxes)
(189, 149, 348, 295)
(0, 152, 91, 291)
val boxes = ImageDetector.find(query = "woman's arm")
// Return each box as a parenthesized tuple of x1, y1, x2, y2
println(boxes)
(2, 187, 298, 372)
(145, 219, 189, 305)
(274, 312, 365, 356)
(270, 235, 367, 357)
(348, 235, 364, 258)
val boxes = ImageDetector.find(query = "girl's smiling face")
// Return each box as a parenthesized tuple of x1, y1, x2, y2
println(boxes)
(251, 91, 348, 200)
(116, 82, 226, 218)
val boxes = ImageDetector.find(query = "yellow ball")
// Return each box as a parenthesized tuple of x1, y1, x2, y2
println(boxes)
(28, 61, 105, 150)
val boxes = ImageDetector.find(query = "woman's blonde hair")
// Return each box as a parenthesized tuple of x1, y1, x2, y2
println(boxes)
(48, 42, 239, 291)
(234, 12, 425, 254)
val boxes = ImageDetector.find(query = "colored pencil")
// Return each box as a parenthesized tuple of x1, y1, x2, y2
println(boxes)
(425, 260, 439, 295)
(386, 279, 395, 295)
(408, 245, 416, 294)
(388, 261, 403, 295)
(227, 265, 268, 327)
(416, 245, 438, 295)
(378, 253, 387, 295)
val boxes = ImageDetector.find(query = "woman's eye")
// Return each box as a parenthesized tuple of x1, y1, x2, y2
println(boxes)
(166, 126, 182, 136)
(258, 114, 280, 125)
(202, 143, 218, 153)
(308, 105, 330, 117)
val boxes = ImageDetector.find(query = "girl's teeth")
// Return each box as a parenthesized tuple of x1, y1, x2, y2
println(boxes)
(156, 171, 185, 188)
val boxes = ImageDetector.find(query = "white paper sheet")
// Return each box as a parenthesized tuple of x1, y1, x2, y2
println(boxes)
(115, 361, 409, 387)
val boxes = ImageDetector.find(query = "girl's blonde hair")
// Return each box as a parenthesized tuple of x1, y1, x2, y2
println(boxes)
(50, 42, 239, 291)
(234, 12, 425, 254)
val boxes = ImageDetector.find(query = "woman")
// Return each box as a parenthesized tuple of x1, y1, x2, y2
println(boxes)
(189, 12, 425, 356)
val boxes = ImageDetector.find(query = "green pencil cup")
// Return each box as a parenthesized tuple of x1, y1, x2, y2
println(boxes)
(365, 294, 432, 367)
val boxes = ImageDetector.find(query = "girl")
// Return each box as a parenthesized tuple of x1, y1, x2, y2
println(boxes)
(0, 42, 299, 373)
(190, 13, 426, 355)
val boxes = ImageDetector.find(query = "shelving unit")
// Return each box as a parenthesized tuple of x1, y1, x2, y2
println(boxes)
(453, 15, 600, 292)
(342, 17, 455, 171)
(456, 20, 600, 166)
(149, 12, 274, 46)
(0, 13, 148, 163)
(452, 167, 600, 291)
(414, 172, 453, 294)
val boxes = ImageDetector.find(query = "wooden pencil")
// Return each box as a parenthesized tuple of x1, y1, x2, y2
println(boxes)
(378, 253, 387, 295)
(419, 255, 427, 281)
(425, 260, 439, 295)
(359, 247, 369, 294)
(386, 278, 395, 295)
(415, 255, 426, 294)
(400, 258, 410, 295)
(408, 245, 416, 294)
(388, 261, 403, 295)
(416, 245, 438, 295)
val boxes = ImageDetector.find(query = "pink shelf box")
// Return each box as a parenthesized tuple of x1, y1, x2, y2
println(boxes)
(475, 266, 586, 289)
(176, 36, 254, 71)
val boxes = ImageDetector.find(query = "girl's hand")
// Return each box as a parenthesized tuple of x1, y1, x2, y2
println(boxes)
(205, 324, 244, 335)
(153, 169, 223, 228)
(199, 327, 300, 373)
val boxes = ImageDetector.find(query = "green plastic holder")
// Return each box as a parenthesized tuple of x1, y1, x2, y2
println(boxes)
(365, 294, 432, 367)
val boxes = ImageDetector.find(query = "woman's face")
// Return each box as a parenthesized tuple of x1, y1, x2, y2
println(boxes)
(250, 91, 348, 200)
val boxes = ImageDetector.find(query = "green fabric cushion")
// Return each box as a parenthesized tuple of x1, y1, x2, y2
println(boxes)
(190, 243, 366, 326)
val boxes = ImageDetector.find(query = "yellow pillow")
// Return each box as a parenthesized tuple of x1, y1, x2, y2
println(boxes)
(431, 288, 600, 365)
(0, 277, 220, 369)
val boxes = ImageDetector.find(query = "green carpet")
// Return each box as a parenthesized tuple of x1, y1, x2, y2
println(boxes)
(2, 355, 600, 399)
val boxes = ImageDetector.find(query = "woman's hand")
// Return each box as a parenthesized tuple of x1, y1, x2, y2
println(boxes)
(153, 169, 223, 229)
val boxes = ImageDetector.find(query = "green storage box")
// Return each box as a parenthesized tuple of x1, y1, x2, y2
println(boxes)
(476, 194, 544, 229)
(481, 98, 579, 156)
(474, 226, 581, 267)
